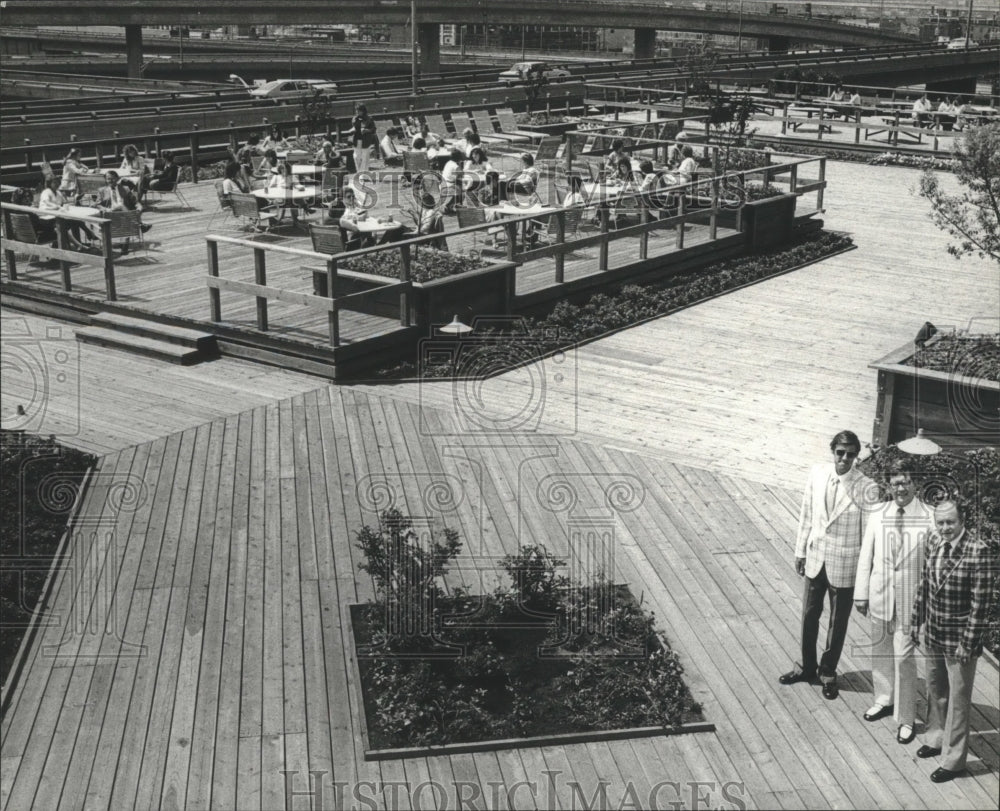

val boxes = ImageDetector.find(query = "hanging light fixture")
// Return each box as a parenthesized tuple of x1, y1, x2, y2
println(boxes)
(439, 315, 473, 335)
(897, 428, 942, 456)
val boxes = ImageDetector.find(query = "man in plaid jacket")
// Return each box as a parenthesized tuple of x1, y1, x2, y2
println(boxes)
(910, 500, 998, 783)
(780, 430, 875, 700)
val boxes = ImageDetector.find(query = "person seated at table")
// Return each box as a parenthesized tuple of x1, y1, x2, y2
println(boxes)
(119, 144, 147, 178)
(605, 139, 632, 182)
(403, 115, 421, 140)
(846, 89, 863, 119)
(912, 94, 932, 128)
(261, 125, 290, 153)
(221, 161, 249, 203)
(412, 123, 436, 148)
(236, 133, 262, 187)
(415, 192, 447, 250)
(503, 153, 540, 203)
(562, 174, 587, 208)
(953, 98, 974, 130)
(37, 176, 91, 249)
(677, 146, 698, 185)
(666, 132, 688, 170)
(380, 126, 406, 167)
(60, 147, 92, 198)
(828, 85, 847, 103)
(463, 146, 493, 184)
(314, 138, 337, 165)
(268, 161, 295, 190)
(456, 128, 476, 156)
(440, 148, 465, 213)
(139, 150, 179, 203)
(339, 187, 380, 248)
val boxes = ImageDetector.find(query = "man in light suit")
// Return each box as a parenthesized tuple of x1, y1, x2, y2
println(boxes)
(853, 459, 934, 744)
(911, 500, 997, 783)
(780, 430, 874, 699)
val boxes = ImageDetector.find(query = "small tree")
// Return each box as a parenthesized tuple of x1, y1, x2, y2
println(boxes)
(919, 124, 1000, 264)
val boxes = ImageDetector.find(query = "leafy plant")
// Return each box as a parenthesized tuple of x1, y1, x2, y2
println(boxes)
(498, 544, 568, 617)
(341, 247, 487, 283)
(904, 333, 1000, 381)
(919, 124, 1000, 263)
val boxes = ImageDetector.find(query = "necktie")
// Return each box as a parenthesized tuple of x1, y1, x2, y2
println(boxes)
(826, 475, 839, 517)
(938, 540, 952, 582)
(893, 507, 905, 561)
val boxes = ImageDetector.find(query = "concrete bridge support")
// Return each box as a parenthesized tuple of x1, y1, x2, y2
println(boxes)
(767, 35, 791, 53)
(418, 22, 441, 76)
(124, 24, 143, 79)
(634, 28, 657, 60)
(925, 77, 978, 97)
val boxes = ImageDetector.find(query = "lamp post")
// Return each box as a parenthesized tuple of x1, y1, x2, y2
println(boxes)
(411, 0, 418, 94)
(737, 0, 744, 53)
(964, 0, 974, 49)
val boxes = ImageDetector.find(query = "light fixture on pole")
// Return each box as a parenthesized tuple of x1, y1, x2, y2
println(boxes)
(897, 428, 942, 456)
(411, 0, 418, 95)
(737, 0, 744, 53)
(439, 315, 473, 336)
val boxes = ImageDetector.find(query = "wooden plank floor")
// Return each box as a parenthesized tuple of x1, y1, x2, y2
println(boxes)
(1, 387, 997, 810)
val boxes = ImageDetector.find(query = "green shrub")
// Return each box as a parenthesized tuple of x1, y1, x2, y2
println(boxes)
(342, 247, 487, 283)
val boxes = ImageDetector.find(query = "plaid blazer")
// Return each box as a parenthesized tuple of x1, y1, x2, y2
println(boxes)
(910, 529, 998, 656)
(854, 498, 934, 632)
(795, 463, 875, 588)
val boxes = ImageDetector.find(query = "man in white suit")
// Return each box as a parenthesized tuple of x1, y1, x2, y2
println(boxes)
(781, 430, 874, 699)
(853, 458, 934, 744)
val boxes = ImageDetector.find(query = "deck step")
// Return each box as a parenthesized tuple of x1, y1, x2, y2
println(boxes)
(76, 327, 205, 365)
(88, 312, 217, 351)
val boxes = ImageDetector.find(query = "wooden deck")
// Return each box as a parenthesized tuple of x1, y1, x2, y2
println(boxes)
(1, 386, 997, 810)
(2, 153, 741, 350)
(1, 159, 998, 810)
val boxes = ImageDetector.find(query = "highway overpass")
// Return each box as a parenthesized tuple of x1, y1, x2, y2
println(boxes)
(0, 0, 917, 77)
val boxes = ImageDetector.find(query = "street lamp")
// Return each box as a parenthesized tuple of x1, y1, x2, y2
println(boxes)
(737, 0, 744, 53)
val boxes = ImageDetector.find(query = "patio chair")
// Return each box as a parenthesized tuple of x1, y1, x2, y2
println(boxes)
(310, 224, 346, 256)
(41, 160, 56, 183)
(229, 192, 280, 236)
(321, 168, 348, 203)
(7, 212, 57, 264)
(455, 206, 488, 253)
(107, 210, 146, 256)
(472, 109, 529, 144)
(533, 208, 583, 246)
(496, 108, 545, 142)
(145, 178, 190, 209)
(424, 114, 451, 139)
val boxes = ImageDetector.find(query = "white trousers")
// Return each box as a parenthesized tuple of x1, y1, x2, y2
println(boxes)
(354, 144, 371, 173)
(870, 616, 917, 725)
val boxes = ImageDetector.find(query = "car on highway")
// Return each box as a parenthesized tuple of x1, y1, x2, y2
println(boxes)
(497, 61, 572, 86)
(230, 76, 339, 100)
(945, 37, 977, 49)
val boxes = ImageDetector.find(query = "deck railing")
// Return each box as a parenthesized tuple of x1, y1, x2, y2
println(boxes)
(1, 202, 118, 300)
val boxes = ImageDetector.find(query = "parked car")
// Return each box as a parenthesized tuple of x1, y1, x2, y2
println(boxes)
(946, 38, 977, 49)
(497, 62, 571, 87)
(231, 77, 338, 100)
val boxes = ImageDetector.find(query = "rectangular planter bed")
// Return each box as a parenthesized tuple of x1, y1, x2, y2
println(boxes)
(869, 339, 1000, 450)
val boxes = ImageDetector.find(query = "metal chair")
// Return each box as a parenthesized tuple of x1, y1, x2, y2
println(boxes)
(8, 212, 56, 264)
(534, 208, 583, 246)
(145, 178, 190, 208)
(107, 210, 146, 256)
(229, 192, 280, 236)
(455, 206, 487, 253)
(310, 224, 345, 255)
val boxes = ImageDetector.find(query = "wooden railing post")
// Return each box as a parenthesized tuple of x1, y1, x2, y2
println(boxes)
(326, 256, 340, 345)
(790, 164, 798, 195)
(709, 180, 718, 241)
(100, 220, 117, 301)
(189, 127, 200, 183)
(398, 243, 411, 327)
(598, 206, 609, 271)
(3, 208, 18, 280)
(504, 222, 517, 263)
(817, 157, 826, 212)
(254, 246, 267, 330)
(554, 210, 565, 284)
(639, 205, 649, 260)
(207, 238, 221, 321)
(676, 194, 686, 249)
(55, 219, 72, 292)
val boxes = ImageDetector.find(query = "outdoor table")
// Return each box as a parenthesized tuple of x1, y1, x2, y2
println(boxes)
(272, 164, 322, 177)
(461, 170, 506, 191)
(253, 185, 317, 228)
(486, 202, 557, 249)
(582, 180, 627, 205)
(36, 205, 104, 245)
(353, 218, 404, 236)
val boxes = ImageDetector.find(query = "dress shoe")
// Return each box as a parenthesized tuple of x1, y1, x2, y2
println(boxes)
(897, 725, 915, 744)
(864, 703, 894, 722)
(821, 680, 839, 700)
(779, 669, 816, 685)
(917, 745, 942, 759)
(930, 767, 964, 783)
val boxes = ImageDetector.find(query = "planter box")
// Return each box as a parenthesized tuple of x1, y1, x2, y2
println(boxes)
(310, 260, 516, 328)
(739, 193, 797, 249)
(869, 339, 1000, 450)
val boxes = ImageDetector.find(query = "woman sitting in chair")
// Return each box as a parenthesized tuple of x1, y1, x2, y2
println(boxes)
(120, 144, 147, 178)
(380, 126, 406, 167)
(261, 125, 290, 153)
(338, 188, 373, 248)
(60, 147, 91, 199)
(563, 174, 587, 208)
(37, 176, 90, 249)
(605, 139, 632, 182)
(503, 153, 540, 202)
(140, 150, 179, 203)
(222, 161, 249, 202)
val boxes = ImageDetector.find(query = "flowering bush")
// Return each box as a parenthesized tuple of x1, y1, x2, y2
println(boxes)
(870, 152, 956, 171)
